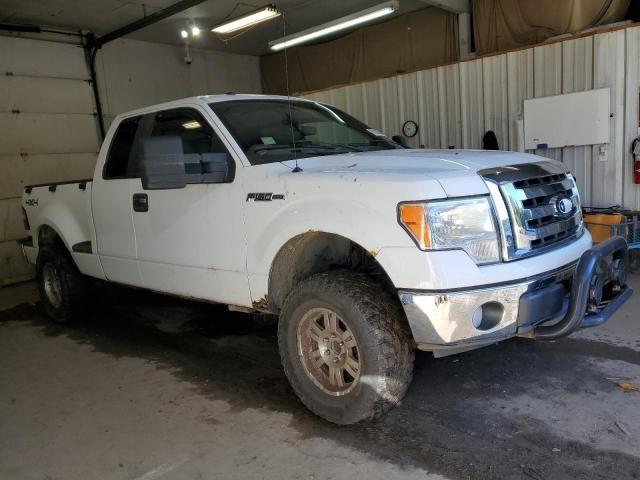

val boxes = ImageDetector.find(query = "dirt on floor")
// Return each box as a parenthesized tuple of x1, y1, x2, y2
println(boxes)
(0, 277, 639, 480)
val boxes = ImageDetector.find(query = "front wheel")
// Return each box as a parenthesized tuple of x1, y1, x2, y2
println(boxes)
(36, 244, 90, 323)
(278, 272, 414, 425)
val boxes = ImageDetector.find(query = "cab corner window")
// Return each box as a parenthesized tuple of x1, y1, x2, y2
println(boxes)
(104, 115, 142, 179)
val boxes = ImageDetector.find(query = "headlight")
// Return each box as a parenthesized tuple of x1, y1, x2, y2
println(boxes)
(399, 197, 500, 264)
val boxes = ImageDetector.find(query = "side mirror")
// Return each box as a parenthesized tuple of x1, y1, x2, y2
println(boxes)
(392, 135, 409, 148)
(141, 137, 232, 189)
(299, 125, 317, 136)
(141, 136, 187, 190)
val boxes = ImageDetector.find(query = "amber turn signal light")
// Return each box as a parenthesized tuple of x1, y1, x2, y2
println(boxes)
(399, 203, 430, 249)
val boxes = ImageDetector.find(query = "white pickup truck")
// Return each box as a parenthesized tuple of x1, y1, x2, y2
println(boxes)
(20, 94, 632, 424)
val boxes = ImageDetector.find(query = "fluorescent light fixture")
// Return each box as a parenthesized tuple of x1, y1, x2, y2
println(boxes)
(191, 25, 200, 36)
(180, 29, 188, 39)
(182, 120, 201, 129)
(212, 5, 281, 34)
(269, 0, 398, 51)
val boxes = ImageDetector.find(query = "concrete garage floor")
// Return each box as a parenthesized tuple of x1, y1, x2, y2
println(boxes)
(0, 277, 639, 480)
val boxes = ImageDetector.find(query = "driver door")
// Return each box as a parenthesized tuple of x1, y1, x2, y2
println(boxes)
(130, 106, 250, 305)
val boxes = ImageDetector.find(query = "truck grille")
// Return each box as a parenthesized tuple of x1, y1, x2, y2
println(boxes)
(480, 162, 583, 261)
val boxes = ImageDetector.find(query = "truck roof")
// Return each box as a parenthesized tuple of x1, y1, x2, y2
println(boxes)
(116, 93, 316, 121)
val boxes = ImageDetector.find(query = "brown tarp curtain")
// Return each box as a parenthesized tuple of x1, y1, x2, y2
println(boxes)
(260, 7, 459, 95)
(473, 0, 631, 55)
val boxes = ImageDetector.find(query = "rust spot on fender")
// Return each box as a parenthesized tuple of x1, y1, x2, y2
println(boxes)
(252, 295, 269, 310)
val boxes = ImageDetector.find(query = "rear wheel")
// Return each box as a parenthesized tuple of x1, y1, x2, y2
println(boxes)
(278, 271, 414, 425)
(37, 244, 90, 323)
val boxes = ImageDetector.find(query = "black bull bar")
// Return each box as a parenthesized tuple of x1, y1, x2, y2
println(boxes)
(535, 236, 633, 340)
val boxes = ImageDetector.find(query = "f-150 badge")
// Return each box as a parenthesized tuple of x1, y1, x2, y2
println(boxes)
(246, 193, 285, 202)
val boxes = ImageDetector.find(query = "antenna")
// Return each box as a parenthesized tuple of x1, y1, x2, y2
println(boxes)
(282, 9, 302, 173)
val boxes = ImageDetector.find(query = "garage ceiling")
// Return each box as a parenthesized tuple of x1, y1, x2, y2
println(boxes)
(0, 0, 429, 55)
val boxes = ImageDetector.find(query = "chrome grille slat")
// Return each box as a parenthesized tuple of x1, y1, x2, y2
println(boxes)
(524, 204, 556, 220)
(531, 216, 577, 238)
(480, 161, 583, 261)
(518, 178, 574, 200)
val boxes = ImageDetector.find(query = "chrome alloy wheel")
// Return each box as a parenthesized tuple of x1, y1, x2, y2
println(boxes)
(297, 308, 361, 396)
(42, 263, 63, 309)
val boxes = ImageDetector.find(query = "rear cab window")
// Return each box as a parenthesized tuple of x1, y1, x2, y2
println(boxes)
(103, 116, 143, 179)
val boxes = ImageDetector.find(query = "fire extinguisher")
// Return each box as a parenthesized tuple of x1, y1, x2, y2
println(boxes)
(634, 138, 640, 184)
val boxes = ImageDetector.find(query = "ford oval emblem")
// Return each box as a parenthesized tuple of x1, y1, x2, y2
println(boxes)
(556, 197, 573, 217)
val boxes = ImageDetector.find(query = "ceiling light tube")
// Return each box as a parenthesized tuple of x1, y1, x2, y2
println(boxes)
(268, 0, 398, 51)
(212, 5, 281, 34)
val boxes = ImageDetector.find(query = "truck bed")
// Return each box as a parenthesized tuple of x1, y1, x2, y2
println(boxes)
(22, 179, 95, 258)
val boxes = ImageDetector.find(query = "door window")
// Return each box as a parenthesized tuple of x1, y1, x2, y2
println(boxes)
(148, 108, 234, 182)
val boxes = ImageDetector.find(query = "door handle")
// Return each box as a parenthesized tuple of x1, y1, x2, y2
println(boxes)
(132, 193, 148, 212)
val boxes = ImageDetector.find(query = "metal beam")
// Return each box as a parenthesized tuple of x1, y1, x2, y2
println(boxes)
(89, 0, 208, 49)
(417, 0, 470, 14)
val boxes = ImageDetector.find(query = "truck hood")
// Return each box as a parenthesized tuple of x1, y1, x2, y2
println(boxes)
(282, 149, 558, 197)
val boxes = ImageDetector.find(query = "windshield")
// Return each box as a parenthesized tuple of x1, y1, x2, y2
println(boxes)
(209, 100, 399, 165)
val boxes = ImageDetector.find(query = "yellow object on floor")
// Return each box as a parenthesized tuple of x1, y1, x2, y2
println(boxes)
(584, 213, 625, 243)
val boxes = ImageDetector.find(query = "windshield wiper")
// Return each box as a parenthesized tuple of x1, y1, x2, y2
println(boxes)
(348, 140, 396, 149)
(297, 141, 363, 152)
(252, 144, 354, 155)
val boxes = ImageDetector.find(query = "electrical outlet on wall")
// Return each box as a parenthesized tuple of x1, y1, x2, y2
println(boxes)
(598, 144, 608, 162)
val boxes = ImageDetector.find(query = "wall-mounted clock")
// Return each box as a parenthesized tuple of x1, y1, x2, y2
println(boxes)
(402, 120, 419, 138)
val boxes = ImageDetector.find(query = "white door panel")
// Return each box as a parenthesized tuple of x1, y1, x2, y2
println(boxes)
(131, 179, 249, 303)
(131, 106, 250, 305)
(92, 178, 142, 285)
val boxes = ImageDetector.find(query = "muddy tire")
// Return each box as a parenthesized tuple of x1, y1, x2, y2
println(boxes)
(36, 244, 90, 324)
(278, 271, 414, 425)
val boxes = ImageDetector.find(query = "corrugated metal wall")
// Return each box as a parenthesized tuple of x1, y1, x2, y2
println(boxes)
(303, 25, 640, 210)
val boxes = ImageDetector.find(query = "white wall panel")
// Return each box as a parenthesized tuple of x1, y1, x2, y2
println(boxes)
(533, 43, 563, 161)
(437, 64, 462, 149)
(397, 73, 421, 148)
(0, 153, 96, 200)
(344, 84, 367, 125)
(362, 81, 383, 134)
(378, 77, 400, 137)
(416, 69, 441, 148)
(482, 55, 509, 150)
(592, 30, 626, 207)
(97, 38, 261, 120)
(0, 37, 88, 79)
(0, 198, 24, 243)
(622, 27, 640, 210)
(0, 113, 99, 156)
(561, 37, 594, 204)
(0, 241, 33, 286)
(0, 76, 94, 114)
(506, 49, 534, 150)
(459, 59, 484, 149)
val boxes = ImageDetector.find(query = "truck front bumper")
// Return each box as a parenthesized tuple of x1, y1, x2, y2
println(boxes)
(399, 236, 633, 357)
